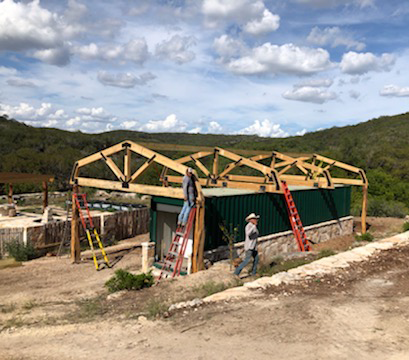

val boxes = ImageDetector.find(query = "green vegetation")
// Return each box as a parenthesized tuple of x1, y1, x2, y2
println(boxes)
(145, 299, 169, 319)
(5, 240, 37, 262)
(403, 222, 409, 232)
(355, 232, 375, 242)
(257, 249, 336, 277)
(1, 112, 409, 217)
(105, 269, 154, 293)
(75, 297, 107, 320)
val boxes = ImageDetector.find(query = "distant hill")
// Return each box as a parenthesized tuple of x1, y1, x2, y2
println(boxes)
(1, 113, 408, 217)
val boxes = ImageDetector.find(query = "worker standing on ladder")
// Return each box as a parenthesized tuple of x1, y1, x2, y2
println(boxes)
(234, 213, 260, 277)
(178, 167, 197, 228)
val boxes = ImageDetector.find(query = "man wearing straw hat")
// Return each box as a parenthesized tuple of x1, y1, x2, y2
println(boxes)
(234, 213, 260, 276)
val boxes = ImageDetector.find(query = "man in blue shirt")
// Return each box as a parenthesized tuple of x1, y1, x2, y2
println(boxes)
(178, 167, 197, 227)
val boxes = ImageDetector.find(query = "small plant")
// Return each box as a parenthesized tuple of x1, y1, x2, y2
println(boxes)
(5, 240, 37, 262)
(145, 299, 168, 319)
(219, 222, 239, 270)
(355, 232, 374, 242)
(192, 280, 236, 298)
(76, 298, 106, 319)
(22, 300, 37, 310)
(105, 269, 154, 293)
(317, 249, 336, 259)
(0, 303, 16, 313)
(403, 222, 409, 233)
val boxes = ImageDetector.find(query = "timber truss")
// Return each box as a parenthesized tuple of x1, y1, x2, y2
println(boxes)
(70, 140, 369, 272)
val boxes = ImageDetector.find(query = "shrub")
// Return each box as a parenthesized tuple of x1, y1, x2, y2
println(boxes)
(367, 198, 407, 218)
(403, 222, 409, 232)
(105, 269, 154, 293)
(355, 232, 374, 242)
(145, 299, 168, 318)
(5, 240, 37, 262)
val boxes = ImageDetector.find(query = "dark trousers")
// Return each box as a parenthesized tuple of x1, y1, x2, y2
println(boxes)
(234, 249, 259, 275)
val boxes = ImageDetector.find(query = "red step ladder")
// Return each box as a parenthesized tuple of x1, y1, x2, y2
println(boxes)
(73, 193, 110, 270)
(281, 181, 311, 252)
(157, 207, 196, 282)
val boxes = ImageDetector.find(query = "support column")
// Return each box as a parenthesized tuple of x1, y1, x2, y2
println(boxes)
(362, 186, 368, 234)
(192, 202, 205, 272)
(71, 185, 81, 263)
(42, 181, 48, 212)
(8, 183, 13, 204)
(213, 149, 219, 178)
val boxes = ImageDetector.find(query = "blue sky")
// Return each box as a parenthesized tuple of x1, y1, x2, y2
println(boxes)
(0, 0, 409, 137)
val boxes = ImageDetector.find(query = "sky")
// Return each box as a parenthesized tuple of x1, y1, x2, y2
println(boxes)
(0, 0, 409, 137)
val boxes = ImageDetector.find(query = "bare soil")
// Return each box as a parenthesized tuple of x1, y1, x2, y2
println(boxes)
(0, 217, 408, 360)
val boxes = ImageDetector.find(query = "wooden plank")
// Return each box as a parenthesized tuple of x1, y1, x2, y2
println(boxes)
(124, 147, 131, 181)
(71, 185, 81, 264)
(166, 175, 282, 193)
(194, 203, 205, 272)
(76, 177, 185, 198)
(213, 149, 219, 177)
(77, 143, 125, 167)
(332, 178, 365, 186)
(175, 151, 212, 164)
(104, 156, 125, 182)
(362, 186, 368, 234)
(0, 173, 54, 184)
(190, 157, 211, 177)
(129, 155, 156, 183)
(8, 183, 13, 204)
(279, 175, 334, 189)
(128, 142, 188, 175)
(218, 160, 242, 178)
(42, 181, 48, 211)
(313, 154, 363, 173)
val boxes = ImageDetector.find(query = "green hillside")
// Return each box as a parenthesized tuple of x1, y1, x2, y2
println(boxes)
(0, 113, 408, 217)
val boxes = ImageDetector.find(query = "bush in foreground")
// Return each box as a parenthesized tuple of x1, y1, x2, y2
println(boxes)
(355, 232, 374, 242)
(105, 269, 154, 293)
(5, 240, 37, 262)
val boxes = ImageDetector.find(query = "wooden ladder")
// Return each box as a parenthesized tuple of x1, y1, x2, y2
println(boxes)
(73, 193, 110, 270)
(157, 207, 196, 282)
(281, 181, 311, 252)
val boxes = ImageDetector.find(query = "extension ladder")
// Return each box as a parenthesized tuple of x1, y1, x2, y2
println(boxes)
(157, 207, 196, 282)
(281, 181, 311, 252)
(73, 193, 110, 270)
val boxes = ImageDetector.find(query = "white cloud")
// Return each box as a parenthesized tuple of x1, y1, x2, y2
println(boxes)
(7, 78, 36, 87)
(227, 43, 332, 75)
(202, 0, 279, 35)
(66, 116, 81, 127)
(237, 119, 288, 137)
(282, 87, 338, 104)
(188, 127, 202, 134)
(243, 9, 280, 35)
(296, 129, 307, 136)
(0, 66, 17, 76)
(340, 52, 396, 75)
(0, 102, 54, 121)
(380, 84, 409, 97)
(213, 35, 247, 62)
(307, 26, 365, 51)
(76, 107, 110, 119)
(74, 38, 149, 65)
(43, 119, 58, 127)
(294, 78, 333, 88)
(97, 71, 156, 88)
(155, 35, 196, 64)
(291, 0, 374, 8)
(141, 114, 187, 132)
(33, 46, 71, 66)
(120, 121, 138, 129)
(208, 121, 223, 133)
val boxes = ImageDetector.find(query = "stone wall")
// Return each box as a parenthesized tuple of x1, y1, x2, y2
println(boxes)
(204, 216, 353, 263)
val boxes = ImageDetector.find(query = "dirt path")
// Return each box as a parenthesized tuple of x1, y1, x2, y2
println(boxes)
(2, 241, 409, 359)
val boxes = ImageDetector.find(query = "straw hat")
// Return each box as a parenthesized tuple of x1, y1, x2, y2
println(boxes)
(187, 167, 193, 173)
(245, 213, 260, 222)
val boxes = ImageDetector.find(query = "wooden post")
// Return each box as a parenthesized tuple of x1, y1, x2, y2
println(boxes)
(192, 201, 205, 272)
(42, 181, 48, 212)
(124, 147, 131, 181)
(71, 185, 81, 263)
(362, 185, 368, 234)
(213, 149, 219, 178)
(8, 183, 13, 204)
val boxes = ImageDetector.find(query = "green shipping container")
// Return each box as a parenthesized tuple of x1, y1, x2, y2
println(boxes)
(150, 185, 351, 252)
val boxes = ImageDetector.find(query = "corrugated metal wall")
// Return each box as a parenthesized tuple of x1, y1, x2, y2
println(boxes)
(151, 186, 351, 250)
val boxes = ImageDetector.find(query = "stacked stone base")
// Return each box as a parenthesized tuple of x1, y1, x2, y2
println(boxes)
(205, 216, 353, 264)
